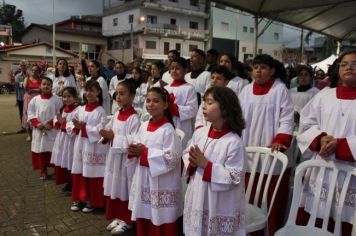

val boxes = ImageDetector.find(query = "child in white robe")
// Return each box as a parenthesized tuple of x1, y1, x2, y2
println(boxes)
(296, 50, 356, 236)
(195, 65, 233, 130)
(238, 54, 294, 235)
(50, 87, 79, 192)
(164, 57, 198, 147)
(128, 87, 183, 236)
(27, 77, 62, 179)
(70, 80, 108, 213)
(183, 86, 246, 236)
(101, 80, 140, 234)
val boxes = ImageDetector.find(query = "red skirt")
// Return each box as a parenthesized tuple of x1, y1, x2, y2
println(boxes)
(32, 152, 52, 170)
(54, 166, 72, 185)
(71, 174, 105, 208)
(136, 218, 179, 236)
(106, 197, 132, 223)
(245, 168, 291, 236)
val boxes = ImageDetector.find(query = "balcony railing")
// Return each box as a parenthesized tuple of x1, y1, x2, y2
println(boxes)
(145, 23, 208, 40)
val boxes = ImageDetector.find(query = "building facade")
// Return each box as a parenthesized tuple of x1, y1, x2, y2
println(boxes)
(102, 0, 209, 62)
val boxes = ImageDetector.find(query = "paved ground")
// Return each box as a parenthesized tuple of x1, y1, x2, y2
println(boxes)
(0, 94, 136, 236)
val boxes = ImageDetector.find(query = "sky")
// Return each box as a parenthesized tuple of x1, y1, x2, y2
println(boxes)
(4, 0, 103, 25)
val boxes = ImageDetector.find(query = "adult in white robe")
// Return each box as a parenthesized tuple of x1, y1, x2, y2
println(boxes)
(183, 125, 246, 236)
(86, 76, 110, 115)
(103, 107, 140, 223)
(50, 59, 77, 96)
(227, 75, 249, 95)
(297, 77, 356, 233)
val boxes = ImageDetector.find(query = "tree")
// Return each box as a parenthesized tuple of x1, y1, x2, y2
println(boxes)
(0, 3, 25, 42)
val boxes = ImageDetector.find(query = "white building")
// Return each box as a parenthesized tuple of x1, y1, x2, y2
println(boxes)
(102, 0, 209, 62)
(209, 4, 284, 62)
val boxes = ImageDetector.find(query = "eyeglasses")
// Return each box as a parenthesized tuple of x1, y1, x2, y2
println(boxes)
(339, 61, 356, 68)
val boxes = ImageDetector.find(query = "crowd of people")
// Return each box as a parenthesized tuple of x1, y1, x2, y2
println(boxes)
(13, 48, 355, 236)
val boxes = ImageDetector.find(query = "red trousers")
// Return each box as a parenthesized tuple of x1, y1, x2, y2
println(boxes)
(32, 152, 51, 170)
(136, 218, 179, 236)
(71, 174, 105, 208)
(106, 197, 132, 224)
(54, 166, 71, 185)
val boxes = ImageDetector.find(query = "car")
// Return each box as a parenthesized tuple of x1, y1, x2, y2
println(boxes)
(0, 82, 15, 94)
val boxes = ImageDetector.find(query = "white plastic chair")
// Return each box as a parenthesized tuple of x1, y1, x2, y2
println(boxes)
(245, 146, 289, 234)
(275, 160, 356, 236)
(175, 128, 185, 141)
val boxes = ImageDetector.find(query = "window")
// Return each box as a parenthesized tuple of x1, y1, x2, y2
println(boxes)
(274, 32, 279, 40)
(242, 47, 246, 53)
(189, 21, 198, 29)
(128, 15, 134, 23)
(243, 26, 248, 32)
(147, 15, 157, 24)
(176, 43, 181, 52)
(113, 18, 118, 26)
(221, 22, 229, 31)
(258, 49, 262, 54)
(169, 0, 178, 2)
(170, 18, 176, 25)
(145, 40, 156, 49)
(190, 0, 198, 6)
(59, 42, 70, 50)
(250, 27, 254, 33)
(189, 44, 198, 51)
(164, 42, 170, 54)
(114, 41, 119, 49)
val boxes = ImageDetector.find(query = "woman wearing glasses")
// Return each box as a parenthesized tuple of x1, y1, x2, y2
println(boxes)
(297, 50, 356, 236)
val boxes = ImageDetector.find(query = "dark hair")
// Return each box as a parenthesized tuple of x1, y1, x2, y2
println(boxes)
(62, 86, 78, 98)
(152, 61, 165, 77)
(107, 59, 115, 64)
(192, 48, 206, 60)
(211, 65, 234, 81)
(204, 87, 245, 136)
(117, 79, 137, 95)
(90, 60, 103, 77)
(171, 57, 188, 69)
(274, 59, 287, 84)
(338, 49, 356, 62)
(147, 87, 175, 128)
(168, 49, 180, 58)
(252, 54, 275, 68)
(84, 79, 103, 105)
(55, 58, 70, 77)
(207, 48, 219, 58)
(296, 65, 313, 78)
(328, 58, 340, 88)
(40, 76, 53, 86)
(235, 61, 249, 79)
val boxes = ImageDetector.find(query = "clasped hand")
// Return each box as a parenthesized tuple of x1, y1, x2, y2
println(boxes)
(128, 143, 145, 156)
(188, 145, 208, 168)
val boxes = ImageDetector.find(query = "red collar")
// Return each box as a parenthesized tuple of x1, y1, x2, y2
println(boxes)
(253, 79, 275, 95)
(336, 86, 356, 100)
(171, 79, 187, 87)
(63, 104, 78, 113)
(147, 117, 169, 132)
(40, 93, 52, 99)
(208, 125, 231, 139)
(85, 102, 100, 112)
(117, 107, 136, 121)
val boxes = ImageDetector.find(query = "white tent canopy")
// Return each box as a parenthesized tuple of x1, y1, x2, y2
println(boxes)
(215, 0, 356, 40)
(311, 54, 337, 73)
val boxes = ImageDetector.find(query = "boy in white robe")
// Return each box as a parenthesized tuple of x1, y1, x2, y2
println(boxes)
(238, 54, 294, 235)
(164, 57, 198, 147)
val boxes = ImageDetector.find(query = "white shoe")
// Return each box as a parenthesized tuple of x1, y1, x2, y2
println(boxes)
(82, 203, 94, 213)
(110, 221, 133, 235)
(70, 201, 81, 212)
(106, 219, 120, 231)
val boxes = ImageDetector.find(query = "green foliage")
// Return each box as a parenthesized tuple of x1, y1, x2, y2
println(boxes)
(0, 3, 25, 42)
